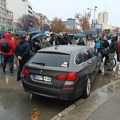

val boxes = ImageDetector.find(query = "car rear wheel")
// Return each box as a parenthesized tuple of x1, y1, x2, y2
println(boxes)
(83, 76, 91, 98)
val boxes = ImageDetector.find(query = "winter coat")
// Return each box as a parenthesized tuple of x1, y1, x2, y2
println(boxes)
(0, 33, 16, 56)
(15, 37, 31, 60)
(117, 40, 120, 53)
(39, 41, 51, 49)
(13, 36, 20, 46)
(107, 40, 117, 54)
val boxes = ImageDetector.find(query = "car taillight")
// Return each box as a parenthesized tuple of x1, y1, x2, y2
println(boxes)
(67, 72, 77, 81)
(22, 67, 30, 75)
(56, 72, 77, 81)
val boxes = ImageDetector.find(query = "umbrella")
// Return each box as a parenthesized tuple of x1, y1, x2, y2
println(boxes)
(31, 33, 46, 42)
(74, 33, 85, 39)
(28, 28, 40, 32)
(28, 29, 41, 35)
(0, 31, 7, 35)
(82, 30, 97, 35)
(14, 31, 26, 36)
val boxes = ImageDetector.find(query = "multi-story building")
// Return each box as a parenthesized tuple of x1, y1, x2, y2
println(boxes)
(98, 12, 114, 33)
(6, 0, 32, 21)
(98, 12, 108, 25)
(64, 18, 77, 29)
(0, 0, 13, 31)
(6, 0, 33, 30)
(33, 12, 50, 31)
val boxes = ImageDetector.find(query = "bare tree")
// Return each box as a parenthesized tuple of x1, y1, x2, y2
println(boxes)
(18, 14, 29, 31)
(18, 14, 41, 31)
(50, 18, 66, 32)
(75, 12, 91, 31)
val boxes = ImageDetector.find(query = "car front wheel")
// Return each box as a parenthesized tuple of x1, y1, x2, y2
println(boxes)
(83, 76, 91, 98)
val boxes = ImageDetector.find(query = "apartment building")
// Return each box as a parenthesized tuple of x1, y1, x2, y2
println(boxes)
(98, 12, 108, 25)
(0, 0, 13, 31)
(64, 18, 77, 29)
(6, 0, 33, 30)
(33, 12, 50, 31)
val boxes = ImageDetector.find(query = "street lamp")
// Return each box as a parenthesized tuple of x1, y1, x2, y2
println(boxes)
(87, 6, 97, 27)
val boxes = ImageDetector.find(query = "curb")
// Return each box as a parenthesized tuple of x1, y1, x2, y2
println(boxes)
(51, 77, 120, 120)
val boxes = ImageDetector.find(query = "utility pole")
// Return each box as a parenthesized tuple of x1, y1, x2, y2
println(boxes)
(87, 6, 97, 28)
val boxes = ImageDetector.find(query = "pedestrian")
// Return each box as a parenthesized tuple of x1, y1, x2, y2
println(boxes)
(15, 34, 31, 81)
(105, 36, 118, 71)
(100, 36, 109, 61)
(87, 38, 95, 51)
(0, 37, 3, 66)
(77, 38, 85, 45)
(49, 34, 59, 45)
(39, 36, 51, 49)
(0, 33, 16, 76)
(32, 38, 41, 52)
(95, 37, 101, 53)
(116, 37, 120, 62)
(13, 34, 20, 46)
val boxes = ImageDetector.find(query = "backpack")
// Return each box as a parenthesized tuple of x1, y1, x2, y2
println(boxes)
(1, 41, 10, 52)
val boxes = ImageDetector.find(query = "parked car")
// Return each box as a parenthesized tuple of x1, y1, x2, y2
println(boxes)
(22, 45, 101, 100)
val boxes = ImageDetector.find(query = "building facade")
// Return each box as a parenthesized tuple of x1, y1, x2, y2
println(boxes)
(98, 12, 108, 25)
(0, 0, 13, 31)
(64, 18, 77, 29)
(6, 0, 32, 21)
(33, 12, 50, 31)
(98, 12, 114, 32)
(6, 0, 33, 30)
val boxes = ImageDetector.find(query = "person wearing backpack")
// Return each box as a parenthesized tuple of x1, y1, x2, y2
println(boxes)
(0, 33, 16, 76)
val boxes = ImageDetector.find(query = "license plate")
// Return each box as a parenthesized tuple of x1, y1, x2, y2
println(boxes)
(33, 75, 51, 82)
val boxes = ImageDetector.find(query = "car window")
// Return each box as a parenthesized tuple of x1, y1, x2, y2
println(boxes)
(82, 48, 94, 61)
(75, 52, 83, 65)
(29, 52, 70, 67)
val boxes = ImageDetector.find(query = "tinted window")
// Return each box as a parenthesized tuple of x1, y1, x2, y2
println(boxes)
(29, 52, 70, 67)
(82, 48, 93, 61)
(75, 52, 83, 65)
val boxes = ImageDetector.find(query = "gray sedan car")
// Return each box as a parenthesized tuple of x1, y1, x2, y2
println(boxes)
(22, 45, 101, 100)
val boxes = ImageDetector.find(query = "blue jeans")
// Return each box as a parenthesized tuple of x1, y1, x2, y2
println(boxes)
(3, 55, 14, 73)
(0, 53, 3, 65)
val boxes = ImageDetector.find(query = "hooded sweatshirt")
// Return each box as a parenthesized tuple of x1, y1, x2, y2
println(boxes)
(0, 33, 16, 55)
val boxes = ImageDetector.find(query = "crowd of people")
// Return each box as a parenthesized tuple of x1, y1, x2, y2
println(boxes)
(0, 31, 120, 81)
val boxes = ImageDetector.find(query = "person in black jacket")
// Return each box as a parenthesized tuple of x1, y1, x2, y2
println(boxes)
(100, 36, 109, 61)
(15, 34, 31, 81)
(105, 36, 118, 71)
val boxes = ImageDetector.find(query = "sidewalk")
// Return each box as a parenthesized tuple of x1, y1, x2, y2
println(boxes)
(51, 74, 120, 120)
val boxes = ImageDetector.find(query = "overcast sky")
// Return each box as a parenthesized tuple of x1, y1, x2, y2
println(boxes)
(29, 0, 119, 26)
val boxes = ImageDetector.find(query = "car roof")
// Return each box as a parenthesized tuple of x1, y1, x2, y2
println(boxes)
(38, 45, 87, 54)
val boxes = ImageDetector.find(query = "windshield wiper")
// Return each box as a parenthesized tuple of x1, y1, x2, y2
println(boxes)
(32, 62, 45, 66)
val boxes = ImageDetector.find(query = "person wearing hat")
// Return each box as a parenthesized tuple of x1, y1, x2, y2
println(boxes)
(39, 36, 51, 49)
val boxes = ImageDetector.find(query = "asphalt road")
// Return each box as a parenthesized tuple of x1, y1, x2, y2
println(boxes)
(0, 65, 119, 120)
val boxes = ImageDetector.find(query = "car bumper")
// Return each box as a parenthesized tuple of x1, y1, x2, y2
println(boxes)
(22, 80, 83, 100)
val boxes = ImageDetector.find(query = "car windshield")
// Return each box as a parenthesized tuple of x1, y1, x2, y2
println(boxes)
(29, 52, 70, 67)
